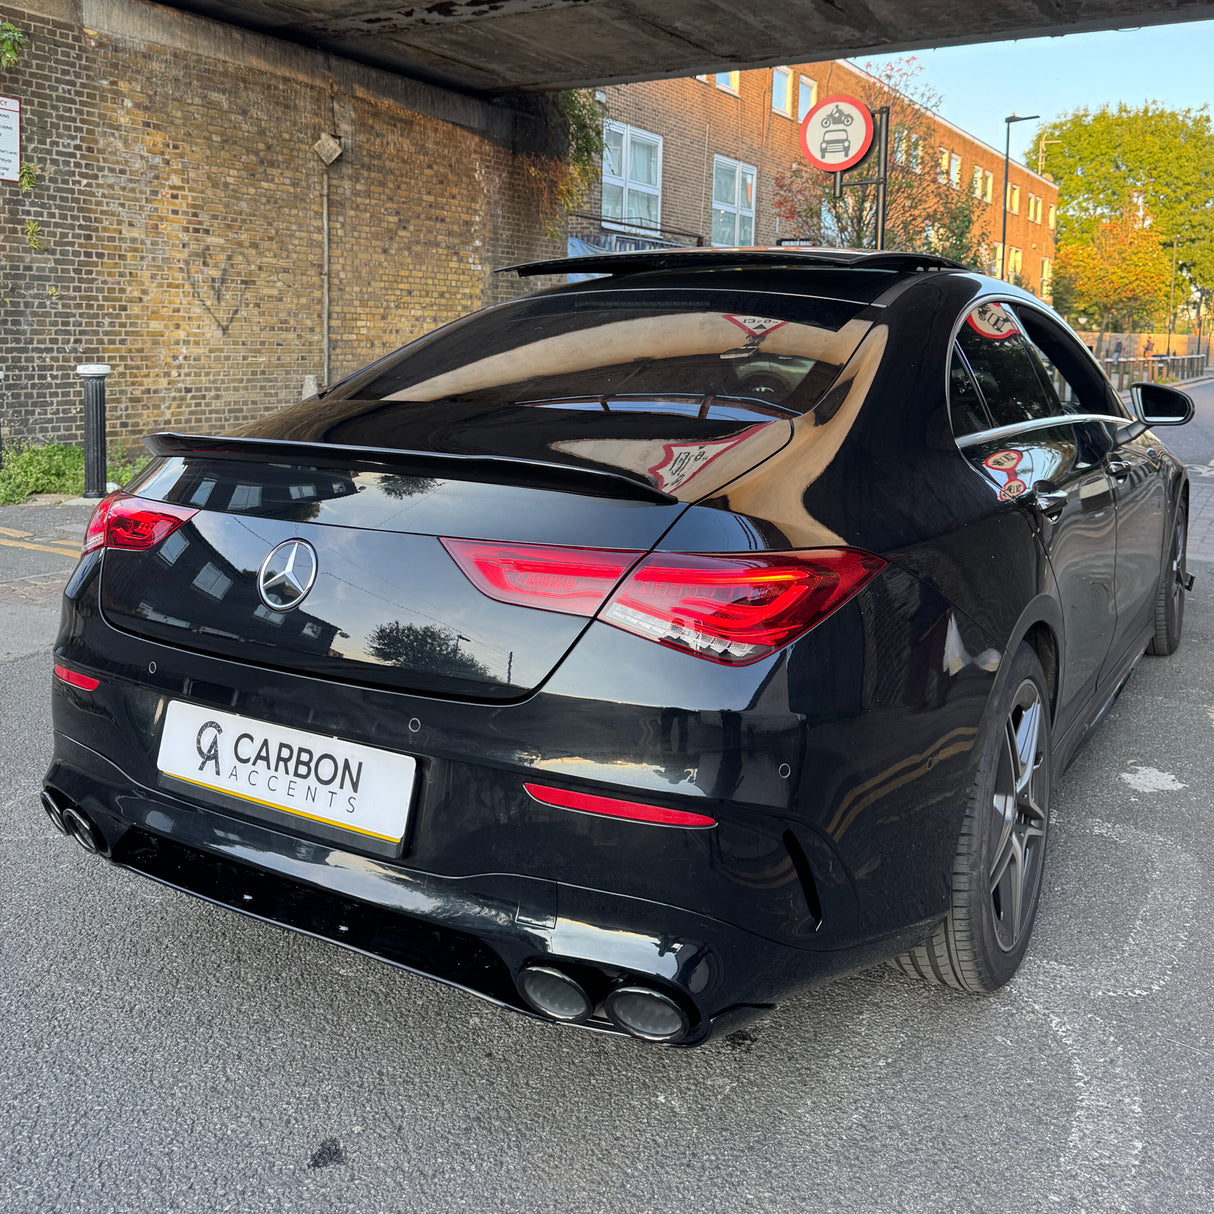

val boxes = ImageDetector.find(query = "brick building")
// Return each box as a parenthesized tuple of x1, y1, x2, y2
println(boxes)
(577, 60, 1058, 296)
(1, 0, 563, 453)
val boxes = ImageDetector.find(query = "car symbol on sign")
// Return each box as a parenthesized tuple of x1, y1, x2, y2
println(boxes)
(819, 128, 851, 160)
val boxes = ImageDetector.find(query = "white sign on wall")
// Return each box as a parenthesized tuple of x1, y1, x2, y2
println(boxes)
(0, 97, 20, 182)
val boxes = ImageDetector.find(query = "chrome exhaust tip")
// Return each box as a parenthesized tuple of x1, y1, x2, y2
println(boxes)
(60, 804, 109, 856)
(40, 790, 70, 836)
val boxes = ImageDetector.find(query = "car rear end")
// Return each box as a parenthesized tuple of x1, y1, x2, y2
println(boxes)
(44, 271, 938, 1044)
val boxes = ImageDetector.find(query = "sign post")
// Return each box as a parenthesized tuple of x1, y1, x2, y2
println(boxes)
(799, 95, 889, 251)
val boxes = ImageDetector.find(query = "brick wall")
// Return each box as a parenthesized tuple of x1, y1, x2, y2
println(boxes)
(0, 0, 562, 454)
(586, 61, 1058, 292)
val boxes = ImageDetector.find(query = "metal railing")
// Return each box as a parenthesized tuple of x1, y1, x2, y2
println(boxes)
(1101, 355, 1209, 391)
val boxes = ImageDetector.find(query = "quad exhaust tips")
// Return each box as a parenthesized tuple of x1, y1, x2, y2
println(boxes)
(41, 790, 109, 856)
(516, 962, 691, 1043)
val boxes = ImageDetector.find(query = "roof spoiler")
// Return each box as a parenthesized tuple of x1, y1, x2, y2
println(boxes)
(143, 432, 678, 505)
(500, 247, 972, 278)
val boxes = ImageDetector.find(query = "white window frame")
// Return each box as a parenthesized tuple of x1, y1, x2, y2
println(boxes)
(1041, 257, 1054, 298)
(972, 164, 984, 198)
(601, 120, 663, 235)
(772, 67, 793, 116)
(1007, 183, 1020, 214)
(949, 153, 962, 189)
(711, 154, 757, 247)
(796, 75, 817, 122)
(699, 70, 740, 93)
(983, 171, 994, 203)
(1048, 203, 1056, 229)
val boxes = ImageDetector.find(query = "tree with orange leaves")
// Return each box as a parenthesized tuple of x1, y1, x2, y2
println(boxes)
(1055, 211, 1170, 348)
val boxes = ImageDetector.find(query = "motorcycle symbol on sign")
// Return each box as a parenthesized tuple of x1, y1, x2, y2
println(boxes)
(820, 104, 855, 128)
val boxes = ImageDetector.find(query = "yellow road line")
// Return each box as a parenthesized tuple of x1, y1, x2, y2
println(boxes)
(0, 536, 80, 558)
(0, 525, 33, 539)
(168, 771, 401, 843)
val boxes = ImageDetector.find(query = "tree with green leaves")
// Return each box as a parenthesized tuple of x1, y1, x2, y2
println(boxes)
(773, 57, 990, 265)
(1032, 102, 1214, 300)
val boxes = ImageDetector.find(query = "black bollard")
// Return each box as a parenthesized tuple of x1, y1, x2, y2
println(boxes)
(77, 363, 112, 499)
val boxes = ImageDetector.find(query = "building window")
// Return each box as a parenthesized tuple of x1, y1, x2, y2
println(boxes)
(1007, 247, 1023, 277)
(938, 147, 949, 183)
(797, 76, 817, 122)
(990, 242, 1004, 276)
(1048, 203, 1056, 230)
(700, 71, 740, 93)
(949, 153, 962, 188)
(983, 171, 994, 203)
(602, 120, 662, 232)
(772, 67, 793, 115)
(972, 165, 983, 198)
(711, 155, 756, 246)
(1040, 257, 1053, 298)
(1027, 193, 1044, 223)
(1007, 183, 1020, 214)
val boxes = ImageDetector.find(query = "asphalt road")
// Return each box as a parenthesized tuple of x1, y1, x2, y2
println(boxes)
(3, 388, 1214, 1214)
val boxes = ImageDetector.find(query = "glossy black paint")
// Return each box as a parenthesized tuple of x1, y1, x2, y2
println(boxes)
(46, 251, 1189, 1044)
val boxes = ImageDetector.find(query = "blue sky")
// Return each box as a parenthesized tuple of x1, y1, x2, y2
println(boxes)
(858, 19, 1214, 166)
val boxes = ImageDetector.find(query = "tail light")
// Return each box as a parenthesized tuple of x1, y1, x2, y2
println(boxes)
(83, 493, 197, 555)
(440, 540, 641, 615)
(443, 538, 884, 664)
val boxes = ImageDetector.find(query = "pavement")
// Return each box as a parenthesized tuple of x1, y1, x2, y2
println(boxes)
(3, 433, 1214, 1213)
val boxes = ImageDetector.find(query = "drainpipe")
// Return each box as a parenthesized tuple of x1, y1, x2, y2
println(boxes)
(321, 168, 331, 386)
(312, 133, 344, 387)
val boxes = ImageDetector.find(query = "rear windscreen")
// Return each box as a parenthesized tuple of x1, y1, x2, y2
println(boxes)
(326, 289, 875, 419)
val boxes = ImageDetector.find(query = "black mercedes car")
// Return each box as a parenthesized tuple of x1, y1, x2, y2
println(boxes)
(44, 248, 1194, 1046)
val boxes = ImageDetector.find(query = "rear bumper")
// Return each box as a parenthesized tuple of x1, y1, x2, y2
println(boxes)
(46, 734, 919, 1045)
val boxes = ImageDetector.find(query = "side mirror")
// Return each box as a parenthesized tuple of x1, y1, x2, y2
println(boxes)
(1129, 381, 1194, 426)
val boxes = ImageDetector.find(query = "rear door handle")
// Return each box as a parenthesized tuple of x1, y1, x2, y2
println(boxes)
(1034, 488, 1068, 520)
(1106, 459, 1131, 482)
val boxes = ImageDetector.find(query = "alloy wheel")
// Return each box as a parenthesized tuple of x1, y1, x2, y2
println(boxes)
(988, 680, 1048, 953)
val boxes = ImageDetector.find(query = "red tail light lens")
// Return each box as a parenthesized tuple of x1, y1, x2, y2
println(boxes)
(440, 539, 641, 616)
(603, 549, 886, 664)
(524, 783, 716, 828)
(442, 538, 886, 665)
(82, 493, 197, 555)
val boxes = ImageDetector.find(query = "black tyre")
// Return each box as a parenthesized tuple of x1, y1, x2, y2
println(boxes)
(1147, 500, 1187, 656)
(894, 644, 1051, 992)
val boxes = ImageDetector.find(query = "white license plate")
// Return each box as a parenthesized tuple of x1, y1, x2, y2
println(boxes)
(157, 701, 416, 843)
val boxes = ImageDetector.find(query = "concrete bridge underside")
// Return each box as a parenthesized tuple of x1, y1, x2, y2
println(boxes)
(163, 0, 1214, 93)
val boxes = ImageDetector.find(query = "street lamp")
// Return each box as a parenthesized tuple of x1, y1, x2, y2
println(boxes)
(1001, 114, 1039, 281)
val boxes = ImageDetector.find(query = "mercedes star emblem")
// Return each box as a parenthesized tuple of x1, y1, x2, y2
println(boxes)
(256, 539, 318, 612)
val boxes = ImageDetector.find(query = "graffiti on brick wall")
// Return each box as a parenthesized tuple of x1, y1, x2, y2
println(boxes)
(186, 249, 252, 335)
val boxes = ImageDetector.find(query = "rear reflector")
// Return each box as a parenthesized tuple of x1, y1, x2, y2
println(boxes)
(53, 663, 100, 691)
(83, 493, 198, 555)
(524, 783, 716, 828)
(443, 538, 885, 665)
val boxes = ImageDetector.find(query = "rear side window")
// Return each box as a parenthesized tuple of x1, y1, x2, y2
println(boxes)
(956, 302, 1063, 428)
(325, 290, 873, 418)
(948, 347, 990, 436)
